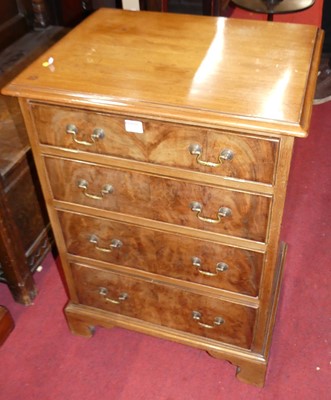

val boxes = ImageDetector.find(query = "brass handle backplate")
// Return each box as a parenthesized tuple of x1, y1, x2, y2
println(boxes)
(77, 179, 113, 200)
(192, 257, 228, 276)
(89, 234, 122, 253)
(190, 202, 232, 224)
(66, 123, 105, 146)
(189, 144, 234, 168)
(192, 311, 224, 329)
(99, 287, 128, 304)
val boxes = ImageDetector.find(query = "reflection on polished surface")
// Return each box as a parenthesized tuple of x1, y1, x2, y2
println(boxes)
(190, 18, 225, 96)
(1, 9, 324, 388)
(4, 9, 322, 135)
(262, 68, 291, 120)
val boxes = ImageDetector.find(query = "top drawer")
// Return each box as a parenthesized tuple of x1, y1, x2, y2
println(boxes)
(30, 103, 278, 184)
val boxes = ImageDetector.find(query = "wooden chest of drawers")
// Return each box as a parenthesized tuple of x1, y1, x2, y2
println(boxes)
(2, 9, 323, 386)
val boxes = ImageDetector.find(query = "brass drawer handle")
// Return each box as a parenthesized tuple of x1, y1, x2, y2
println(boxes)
(89, 234, 123, 253)
(99, 287, 128, 304)
(77, 179, 113, 200)
(192, 257, 228, 276)
(189, 144, 234, 168)
(190, 202, 232, 224)
(66, 124, 105, 146)
(192, 311, 224, 329)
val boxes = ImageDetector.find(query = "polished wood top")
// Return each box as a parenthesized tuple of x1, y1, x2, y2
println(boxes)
(2, 9, 323, 136)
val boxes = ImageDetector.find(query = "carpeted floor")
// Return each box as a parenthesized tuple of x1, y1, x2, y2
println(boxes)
(0, 102, 330, 399)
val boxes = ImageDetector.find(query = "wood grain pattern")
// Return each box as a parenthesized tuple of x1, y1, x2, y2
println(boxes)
(0, 96, 52, 304)
(58, 210, 264, 296)
(5, 153, 49, 252)
(31, 103, 278, 184)
(2, 9, 323, 386)
(71, 262, 256, 349)
(45, 156, 271, 241)
(3, 9, 322, 136)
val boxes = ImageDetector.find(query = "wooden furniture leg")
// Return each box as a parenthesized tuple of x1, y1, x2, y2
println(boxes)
(32, 0, 50, 28)
(65, 308, 96, 337)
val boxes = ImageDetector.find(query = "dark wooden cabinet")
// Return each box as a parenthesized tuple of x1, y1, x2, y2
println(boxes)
(0, 0, 65, 304)
(0, 98, 53, 304)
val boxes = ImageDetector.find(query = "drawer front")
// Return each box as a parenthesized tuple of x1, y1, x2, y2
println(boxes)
(58, 211, 264, 296)
(32, 103, 278, 184)
(45, 157, 271, 242)
(71, 262, 256, 349)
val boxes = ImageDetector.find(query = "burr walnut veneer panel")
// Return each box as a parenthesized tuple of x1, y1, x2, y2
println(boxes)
(44, 156, 271, 242)
(2, 9, 323, 387)
(58, 211, 264, 297)
(32, 103, 279, 184)
(71, 262, 256, 349)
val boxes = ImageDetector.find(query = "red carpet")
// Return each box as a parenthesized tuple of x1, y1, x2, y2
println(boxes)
(0, 103, 330, 399)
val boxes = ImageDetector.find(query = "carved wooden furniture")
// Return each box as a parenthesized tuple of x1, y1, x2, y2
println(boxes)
(0, 0, 64, 304)
(3, 9, 323, 385)
(0, 96, 53, 304)
(0, 0, 55, 52)
(0, 306, 14, 346)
